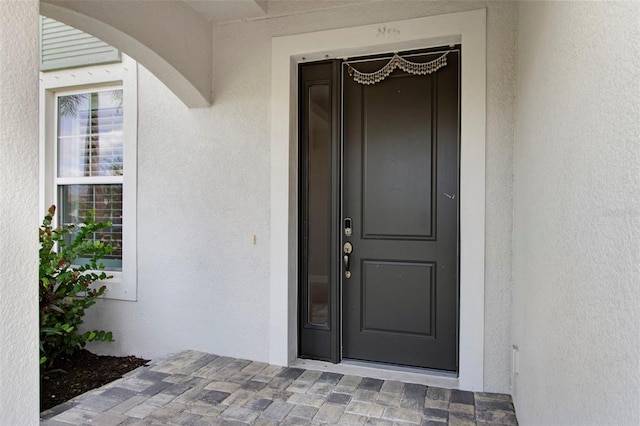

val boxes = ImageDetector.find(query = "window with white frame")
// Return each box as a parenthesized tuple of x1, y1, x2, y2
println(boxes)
(56, 88, 124, 271)
(40, 55, 137, 301)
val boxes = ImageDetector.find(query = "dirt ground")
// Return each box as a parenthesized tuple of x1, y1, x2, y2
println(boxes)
(40, 350, 149, 412)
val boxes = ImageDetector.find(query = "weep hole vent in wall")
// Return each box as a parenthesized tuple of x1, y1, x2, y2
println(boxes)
(40, 16, 121, 72)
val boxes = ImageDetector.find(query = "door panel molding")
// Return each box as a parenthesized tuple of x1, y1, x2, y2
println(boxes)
(361, 260, 437, 338)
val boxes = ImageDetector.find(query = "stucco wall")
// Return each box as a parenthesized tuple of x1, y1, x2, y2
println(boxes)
(0, 0, 40, 423)
(512, 2, 640, 424)
(86, 1, 516, 393)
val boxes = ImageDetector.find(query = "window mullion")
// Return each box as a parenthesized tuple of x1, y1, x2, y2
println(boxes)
(56, 176, 123, 186)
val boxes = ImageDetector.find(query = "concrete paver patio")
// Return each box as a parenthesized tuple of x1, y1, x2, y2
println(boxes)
(40, 351, 518, 425)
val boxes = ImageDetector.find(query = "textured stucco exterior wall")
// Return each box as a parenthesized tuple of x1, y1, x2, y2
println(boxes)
(512, 2, 640, 424)
(0, 0, 40, 423)
(86, 1, 516, 393)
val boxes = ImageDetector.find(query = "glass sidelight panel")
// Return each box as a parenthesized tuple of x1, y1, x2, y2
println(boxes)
(299, 60, 339, 362)
(307, 84, 331, 327)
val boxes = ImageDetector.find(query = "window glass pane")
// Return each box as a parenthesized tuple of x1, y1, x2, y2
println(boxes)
(307, 84, 331, 326)
(58, 184, 123, 271)
(58, 89, 123, 177)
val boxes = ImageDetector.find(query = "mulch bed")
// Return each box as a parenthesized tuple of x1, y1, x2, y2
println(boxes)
(40, 349, 149, 412)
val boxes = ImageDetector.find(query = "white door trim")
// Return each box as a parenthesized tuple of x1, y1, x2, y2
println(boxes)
(270, 9, 486, 391)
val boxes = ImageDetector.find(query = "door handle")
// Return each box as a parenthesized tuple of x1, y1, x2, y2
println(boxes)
(343, 242, 353, 279)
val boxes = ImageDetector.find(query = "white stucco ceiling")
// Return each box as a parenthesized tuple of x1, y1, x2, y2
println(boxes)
(182, 0, 267, 23)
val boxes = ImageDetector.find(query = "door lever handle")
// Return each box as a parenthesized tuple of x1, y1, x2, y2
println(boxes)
(343, 242, 353, 279)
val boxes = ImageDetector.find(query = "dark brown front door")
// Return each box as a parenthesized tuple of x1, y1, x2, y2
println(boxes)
(341, 50, 460, 371)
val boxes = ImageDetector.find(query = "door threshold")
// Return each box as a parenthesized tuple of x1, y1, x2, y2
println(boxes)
(291, 358, 459, 389)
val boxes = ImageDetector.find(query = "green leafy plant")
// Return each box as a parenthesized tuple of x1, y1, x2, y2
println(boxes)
(39, 205, 115, 367)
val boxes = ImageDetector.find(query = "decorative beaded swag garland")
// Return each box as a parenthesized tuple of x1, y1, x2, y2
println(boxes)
(346, 50, 451, 85)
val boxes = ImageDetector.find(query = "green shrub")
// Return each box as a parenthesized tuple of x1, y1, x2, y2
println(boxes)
(39, 205, 115, 367)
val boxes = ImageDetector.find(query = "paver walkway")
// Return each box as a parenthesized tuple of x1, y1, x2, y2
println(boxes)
(41, 350, 518, 425)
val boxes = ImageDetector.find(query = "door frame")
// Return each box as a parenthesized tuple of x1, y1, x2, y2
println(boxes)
(270, 9, 486, 390)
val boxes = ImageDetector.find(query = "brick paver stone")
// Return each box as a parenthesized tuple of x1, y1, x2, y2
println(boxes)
(205, 380, 241, 393)
(88, 411, 129, 426)
(50, 408, 97, 424)
(253, 418, 283, 426)
(449, 402, 475, 419)
(314, 402, 346, 423)
(287, 370, 322, 393)
(257, 387, 293, 402)
(450, 389, 475, 405)
(379, 380, 404, 394)
(475, 407, 518, 424)
(176, 353, 219, 375)
(229, 371, 255, 384)
(448, 414, 477, 426)
(338, 412, 367, 425)
(280, 417, 322, 426)
(170, 411, 202, 425)
(358, 378, 384, 392)
(241, 361, 269, 375)
(108, 395, 149, 415)
(375, 391, 402, 407)
(161, 373, 192, 384)
(184, 403, 225, 417)
(327, 391, 352, 405)
(308, 381, 337, 396)
(423, 398, 449, 410)
(199, 389, 231, 404)
(426, 386, 451, 401)
(191, 416, 220, 426)
(345, 401, 385, 418)
(423, 407, 449, 422)
(288, 403, 319, 419)
(75, 394, 122, 412)
(422, 421, 448, 426)
(220, 405, 261, 423)
(317, 372, 344, 385)
(476, 392, 512, 401)
(140, 380, 172, 396)
(242, 379, 268, 391)
(252, 365, 284, 382)
(244, 397, 274, 411)
(261, 401, 295, 421)
(334, 375, 362, 393)
(100, 386, 138, 402)
(145, 392, 176, 406)
(142, 402, 185, 422)
(382, 406, 424, 424)
(161, 383, 193, 397)
(364, 417, 394, 426)
(287, 392, 326, 408)
(475, 398, 514, 412)
(352, 389, 379, 403)
(221, 389, 254, 406)
(279, 367, 305, 380)
(125, 402, 160, 419)
(401, 383, 428, 411)
(117, 378, 157, 392)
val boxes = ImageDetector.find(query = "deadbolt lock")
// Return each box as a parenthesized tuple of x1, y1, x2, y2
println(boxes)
(344, 218, 352, 236)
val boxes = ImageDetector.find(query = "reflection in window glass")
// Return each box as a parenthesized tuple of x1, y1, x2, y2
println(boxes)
(58, 184, 123, 271)
(307, 84, 330, 326)
(58, 90, 123, 177)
